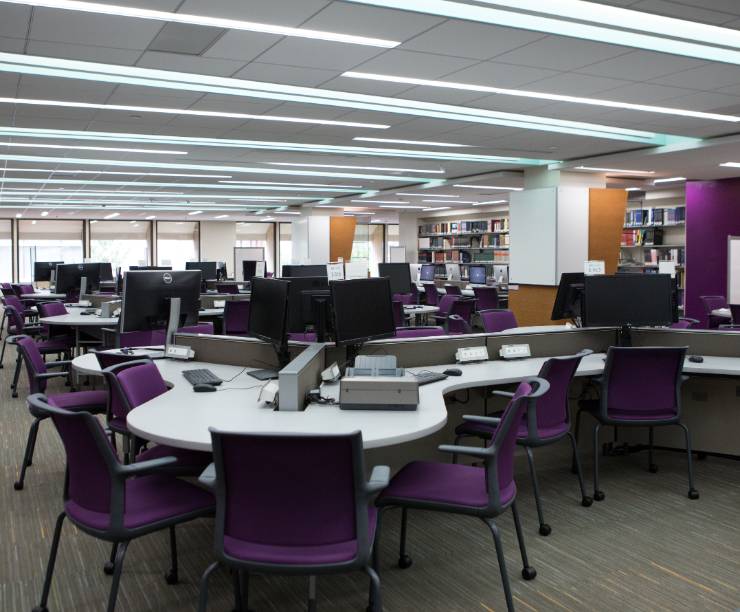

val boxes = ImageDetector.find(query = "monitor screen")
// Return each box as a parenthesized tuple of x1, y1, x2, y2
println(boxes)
(281, 264, 327, 278)
(445, 263, 461, 281)
(186, 261, 218, 280)
(99, 262, 114, 281)
(378, 263, 412, 295)
(120, 270, 201, 332)
(469, 265, 487, 285)
(129, 266, 172, 271)
(283, 275, 329, 333)
(582, 274, 675, 327)
(551, 272, 585, 320)
(420, 264, 436, 282)
(34, 261, 64, 282)
(242, 260, 258, 281)
(216, 261, 228, 280)
(56, 262, 105, 294)
(249, 277, 290, 346)
(331, 277, 395, 346)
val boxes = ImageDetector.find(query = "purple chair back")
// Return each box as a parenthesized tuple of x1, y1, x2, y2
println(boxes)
(700, 295, 730, 329)
(16, 335, 49, 393)
(437, 294, 458, 316)
(0, 282, 13, 296)
(210, 430, 372, 567)
(392, 293, 413, 305)
(600, 347, 687, 422)
(103, 359, 168, 424)
(392, 300, 403, 327)
(472, 286, 499, 310)
(19, 284, 34, 294)
(179, 322, 213, 335)
(449, 298, 475, 324)
(394, 326, 445, 338)
(288, 332, 318, 342)
(670, 318, 696, 329)
(479, 309, 518, 333)
(223, 300, 250, 336)
(409, 284, 420, 304)
(38, 301, 67, 317)
(446, 315, 472, 335)
(424, 283, 440, 306)
(4, 303, 26, 334)
(118, 329, 157, 348)
(217, 283, 239, 294)
(444, 284, 462, 296)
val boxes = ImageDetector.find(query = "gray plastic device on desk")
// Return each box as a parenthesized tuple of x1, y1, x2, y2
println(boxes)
(340, 355, 418, 411)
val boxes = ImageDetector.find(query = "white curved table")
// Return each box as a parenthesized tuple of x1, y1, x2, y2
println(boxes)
(404, 304, 439, 325)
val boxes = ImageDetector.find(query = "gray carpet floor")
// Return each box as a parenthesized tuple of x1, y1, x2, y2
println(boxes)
(2, 339, 740, 612)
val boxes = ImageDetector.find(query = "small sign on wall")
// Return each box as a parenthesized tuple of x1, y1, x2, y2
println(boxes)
(584, 260, 605, 276)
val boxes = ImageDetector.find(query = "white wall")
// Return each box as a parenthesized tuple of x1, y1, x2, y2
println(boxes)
(199, 221, 236, 268)
(289, 212, 332, 265)
(397, 213, 419, 263)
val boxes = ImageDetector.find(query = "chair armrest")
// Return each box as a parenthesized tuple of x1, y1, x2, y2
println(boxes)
(117, 456, 178, 477)
(365, 465, 390, 494)
(438, 444, 490, 459)
(491, 390, 514, 398)
(197, 462, 216, 490)
(46, 360, 72, 369)
(35, 371, 70, 381)
(462, 414, 501, 426)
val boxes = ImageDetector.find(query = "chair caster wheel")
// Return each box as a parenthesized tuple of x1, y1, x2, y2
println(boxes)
(593, 490, 605, 502)
(104, 561, 114, 575)
(32, 606, 48, 612)
(521, 566, 537, 581)
(581, 496, 593, 507)
(164, 569, 179, 585)
(13, 481, 23, 491)
(398, 554, 413, 569)
(12, 392, 18, 398)
(648, 464, 658, 473)
(688, 489, 700, 500)
(538, 524, 551, 536)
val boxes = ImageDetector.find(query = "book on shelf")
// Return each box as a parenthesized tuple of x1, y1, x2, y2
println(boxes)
(624, 206, 685, 227)
(491, 218, 509, 232)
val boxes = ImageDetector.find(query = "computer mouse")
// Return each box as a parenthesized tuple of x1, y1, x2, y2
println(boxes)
(193, 383, 218, 392)
(688, 355, 704, 363)
(443, 368, 463, 376)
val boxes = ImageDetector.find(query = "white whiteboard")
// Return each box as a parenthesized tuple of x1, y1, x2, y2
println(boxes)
(234, 247, 264, 282)
(389, 246, 407, 263)
(728, 236, 740, 304)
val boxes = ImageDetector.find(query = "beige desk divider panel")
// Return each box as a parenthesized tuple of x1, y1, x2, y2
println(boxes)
(330, 216, 357, 263)
(589, 188, 627, 275)
(172, 333, 308, 368)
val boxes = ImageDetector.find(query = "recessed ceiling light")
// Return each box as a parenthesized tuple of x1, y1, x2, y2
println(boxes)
(14, 212, 21, 217)
(342, 72, 740, 123)
(104, 212, 120, 219)
(0, 141, 187, 155)
(625, 187, 642, 192)
(719, 162, 740, 168)
(576, 166, 655, 174)
(453, 184, 524, 191)
(267, 163, 445, 174)
(653, 177, 687, 184)
(0, 53, 687, 145)
(422, 207, 451, 211)
(2, 0, 400, 48)
(0, 96, 390, 130)
(345, 211, 375, 215)
(344, 0, 740, 65)
(0, 167, 233, 178)
(187, 210, 202, 216)
(128, 220, 136, 224)
(40, 210, 48, 216)
(350, 199, 409, 204)
(378, 205, 427, 210)
(353, 137, 472, 148)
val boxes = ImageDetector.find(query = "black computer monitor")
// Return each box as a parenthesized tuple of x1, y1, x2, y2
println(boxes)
(469, 265, 487, 285)
(551, 272, 585, 321)
(281, 264, 327, 278)
(186, 261, 218, 280)
(56, 262, 105, 296)
(378, 263, 412, 295)
(99, 262, 114, 281)
(301, 289, 332, 342)
(582, 274, 675, 328)
(34, 261, 64, 282)
(420, 264, 435, 282)
(119, 270, 201, 332)
(248, 277, 290, 372)
(242, 260, 258, 281)
(282, 276, 329, 333)
(129, 265, 172, 271)
(331, 277, 395, 347)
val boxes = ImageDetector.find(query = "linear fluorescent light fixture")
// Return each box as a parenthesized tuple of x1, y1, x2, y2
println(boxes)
(0, 126, 549, 166)
(220, 180, 364, 189)
(187, 210, 202, 216)
(422, 207, 451, 211)
(0, 53, 689, 146)
(719, 162, 740, 168)
(399, 193, 458, 198)
(353, 137, 472, 147)
(268, 163, 445, 174)
(214, 214, 229, 219)
(653, 177, 686, 184)
(0, 96, 389, 129)
(474, 200, 508, 205)
(0, 167, 232, 178)
(104, 212, 120, 219)
(0, 0, 399, 48)
(378, 205, 427, 210)
(342, 72, 740, 123)
(453, 184, 523, 191)
(350, 199, 409, 204)
(0, 190, 312, 201)
(422, 199, 477, 204)
(0, 141, 186, 154)
(344, 0, 740, 66)
(575, 166, 655, 174)
(625, 188, 643, 192)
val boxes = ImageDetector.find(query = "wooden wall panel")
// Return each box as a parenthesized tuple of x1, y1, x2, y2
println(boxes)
(329, 216, 356, 262)
(508, 285, 562, 326)
(588, 188, 627, 275)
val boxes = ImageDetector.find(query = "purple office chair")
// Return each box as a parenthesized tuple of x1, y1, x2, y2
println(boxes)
(449, 298, 475, 325)
(37, 301, 74, 343)
(393, 292, 414, 305)
(453, 351, 593, 536)
(13, 335, 107, 491)
(473, 286, 499, 311)
(575, 346, 697, 501)
(432, 294, 458, 325)
(0, 282, 13, 296)
(409, 283, 420, 305)
(444, 284, 462, 295)
(394, 326, 446, 338)
(179, 322, 214, 335)
(116, 329, 157, 348)
(217, 283, 239, 294)
(288, 332, 318, 342)
(446, 314, 472, 335)
(28, 394, 215, 612)
(376, 379, 547, 612)
(480, 309, 519, 333)
(423, 283, 440, 306)
(699, 295, 731, 329)
(392, 300, 404, 328)
(101, 359, 212, 473)
(197, 430, 388, 612)
(670, 317, 700, 329)
(223, 300, 250, 337)
(1, 295, 37, 348)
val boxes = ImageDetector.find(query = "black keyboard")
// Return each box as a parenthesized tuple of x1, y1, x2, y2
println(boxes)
(414, 371, 449, 386)
(182, 369, 222, 386)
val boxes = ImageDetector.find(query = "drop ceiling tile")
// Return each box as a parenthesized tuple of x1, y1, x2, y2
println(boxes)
(465, 94, 556, 114)
(252, 38, 383, 71)
(203, 30, 281, 62)
(629, 0, 739, 23)
(187, 95, 280, 115)
(578, 50, 707, 81)
(179, 0, 331, 26)
(595, 82, 695, 104)
(232, 62, 336, 87)
(0, 5, 31, 38)
(492, 36, 632, 71)
(25, 41, 141, 65)
(17, 75, 117, 103)
(444, 62, 559, 89)
(524, 72, 634, 96)
(0, 36, 24, 53)
(394, 86, 496, 106)
(136, 51, 245, 77)
(318, 77, 412, 97)
(652, 64, 740, 90)
(352, 50, 477, 80)
(659, 90, 740, 111)
(105, 86, 205, 108)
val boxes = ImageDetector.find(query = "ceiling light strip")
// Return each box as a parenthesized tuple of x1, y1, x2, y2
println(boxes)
(0, 141, 186, 154)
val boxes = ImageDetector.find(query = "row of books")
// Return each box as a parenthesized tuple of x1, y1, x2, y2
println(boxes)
(624, 206, 685, 227)
(418, 218, 509, 235)
(419, 250, 510, 264)
(621, 228, 665, 246)
(644, 247, 685, 265)
(418, 234, 510, 249)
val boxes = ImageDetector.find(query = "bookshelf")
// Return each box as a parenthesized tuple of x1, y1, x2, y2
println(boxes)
(417, 216, 510, 281)
(619, 195, 686, 310)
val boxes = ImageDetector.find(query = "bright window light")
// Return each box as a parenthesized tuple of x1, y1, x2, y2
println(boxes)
(187, 210, 202, 216)
(575, 166, 655, 174)
(40, 210, 48, 216)
(653, 177, 687, 184)
(353, 137, 472, 147)
(0, 96, 389, 129)
(342, 72, 740, 123)
(344, 0, 740, 65)
(453, 184, 524, 191)
(0, 141, 186, 154)
(267, 163, 445, 174)
(104, 212, 120, 219)
(0, 0, 400, 48)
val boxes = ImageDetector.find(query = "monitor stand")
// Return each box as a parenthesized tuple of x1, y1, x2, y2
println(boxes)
(617, 325, 632, 347)
(248, 342, 290, 381)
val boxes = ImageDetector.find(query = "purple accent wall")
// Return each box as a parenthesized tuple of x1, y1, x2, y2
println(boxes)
(685, 178, 740, 327)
